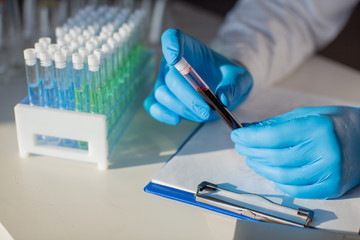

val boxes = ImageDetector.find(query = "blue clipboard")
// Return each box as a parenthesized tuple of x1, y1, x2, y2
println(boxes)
(144, 181, 256, 221)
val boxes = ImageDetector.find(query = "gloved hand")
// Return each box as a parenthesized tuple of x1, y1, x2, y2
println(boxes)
(144, 28, 253, 125)
(231, 106, 360, 199)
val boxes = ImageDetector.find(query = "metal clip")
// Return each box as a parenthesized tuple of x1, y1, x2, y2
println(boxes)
(196, 181, 314, 228)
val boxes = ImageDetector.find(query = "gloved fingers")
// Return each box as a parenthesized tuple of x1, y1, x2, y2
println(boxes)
(143, 93, 180, 125)
(234, 140, 313, 167)
(245, 157, 331, 186)
(154, 84, 204, 122)
(275, 180, 342, 199)
(216, 63, 253, 108)
(260, 106, 336, 125)
(231, 115, 327, 148)
(164, 66, 213, 121)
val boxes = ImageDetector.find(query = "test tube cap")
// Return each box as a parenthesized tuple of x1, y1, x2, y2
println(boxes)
(174, 57, 190, 75)
(61, 46, 72, 59)
(85, 41, 96, 53)
(23, 48, 37, 66)
(64, 33, 73, 43)
(77, 35, 86, 46)
(93, 49, 102, 60)
(34, 42, 46, 53)
(71, 41, 80, 51)
(88, 54, 100, 72)
(107, 38, 117, 48)
(72, 53, 84, 70)
(39, 51, 52, 67)
(55, 27, 65, 38)
(78, 47, 89, 61)
(39, 37, 51, 46)
(54, 51, 66, 68)
(101, 44, 112, 54)
(57, 38, 66, 47)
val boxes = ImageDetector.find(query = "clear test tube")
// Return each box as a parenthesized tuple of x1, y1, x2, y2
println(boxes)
(55, 51, 74, 110)
(101, 44, 115, 102)
(61, 46, 74, 98)
(34, 42, 47, 83)
(94, 49, 109, 114)
(113, 32, 125, 84)
(39, 51, 58, 108)
(23, 48, 43, 106)
(72, 53, 89, 113)
(107, 37, 119, 79)
(88, 54, 103, 114)
(78, 47, 90, 108)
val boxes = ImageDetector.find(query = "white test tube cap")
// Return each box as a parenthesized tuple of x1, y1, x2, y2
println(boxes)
(39, 51, 52, 67)
(64, 33, 73, 43)
(71, 41, 80, 51)
(39, 37, 51, 46)
(55, 27, 64, 38)
(113, 32, 122, 43)
(69, 28, 78, 38)
(93, 49, 102, 61)
(72, 53, 84, 70)
(101, 44, 112, 54)
(118, 27, 128, 38)
(54, 51, 66, 69)
(85, 41, 96, 53)
(23, 48, 37, 66)
(82, 29, 92, 39)
(174, 57, 191, 76)
(48, 44, 59, 60)
(87, 25, 96, 35)
(61, 46, 72, 60)
(57, 38, 66, 47)
(88, 54, 99, 72)
(78, 47, 89, 62)
(34, 42, 46, 57)
(89, 37, 99, 47)
(107, 38, 117, 48)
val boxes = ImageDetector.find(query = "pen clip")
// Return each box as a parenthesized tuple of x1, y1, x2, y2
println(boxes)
(196, 181, 314, 228)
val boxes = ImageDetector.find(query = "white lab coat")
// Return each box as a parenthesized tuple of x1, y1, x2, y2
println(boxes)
(213, 0, 359, 87)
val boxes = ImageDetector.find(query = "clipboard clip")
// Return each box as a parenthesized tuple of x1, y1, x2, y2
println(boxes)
(196, 181, 314, 228)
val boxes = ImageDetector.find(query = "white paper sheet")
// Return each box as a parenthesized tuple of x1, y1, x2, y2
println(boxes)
(151, 87, 360, 233)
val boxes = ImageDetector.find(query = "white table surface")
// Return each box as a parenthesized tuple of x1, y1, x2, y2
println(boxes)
(0, 55, 359, 240)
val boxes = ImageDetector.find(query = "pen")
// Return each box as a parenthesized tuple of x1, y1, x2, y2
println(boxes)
(174, 57, 243, 130)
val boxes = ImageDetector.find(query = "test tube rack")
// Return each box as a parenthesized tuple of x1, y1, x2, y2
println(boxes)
(14, 50, 155, 170)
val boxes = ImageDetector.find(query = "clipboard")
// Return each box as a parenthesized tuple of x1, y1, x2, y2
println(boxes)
(144, 87, 360, 233)
(144, 181, 314, 228)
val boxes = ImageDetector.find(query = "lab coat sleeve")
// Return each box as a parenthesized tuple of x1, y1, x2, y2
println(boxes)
(212, 0, 359, 87)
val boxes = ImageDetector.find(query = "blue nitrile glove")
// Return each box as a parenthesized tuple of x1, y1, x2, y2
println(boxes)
(231, 106, 360, 199)
(144, 28, 253, 125)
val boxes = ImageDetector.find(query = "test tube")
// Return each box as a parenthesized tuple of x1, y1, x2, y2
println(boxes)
(39, 51, 60, 145)
(34, 42, 47, 84)
(101, 44, 114, 103)
(72, 53, 89, 113)
(55, 52, 74, 110)
(23, 48, 43, 106)
(39, 51, 58, 108)
(94, 49, 109, 114)
(61, 46, 75, 101)
(174, 58, 242, 130)
(88, 54, 103, 114)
